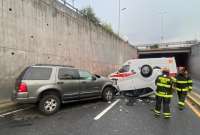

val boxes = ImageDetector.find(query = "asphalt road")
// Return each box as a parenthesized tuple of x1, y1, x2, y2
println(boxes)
(0, 96, 200, 135)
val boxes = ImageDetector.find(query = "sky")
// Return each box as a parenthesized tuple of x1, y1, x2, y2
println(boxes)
(62, 0, 200, 44)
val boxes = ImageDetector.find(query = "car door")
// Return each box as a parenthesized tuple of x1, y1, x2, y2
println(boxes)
(117, 65, 136, 91)
(57, 68, 80, 101)
(78, 70, 101, 99)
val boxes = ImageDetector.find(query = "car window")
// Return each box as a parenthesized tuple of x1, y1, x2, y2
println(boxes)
(17, 67, 29, 81)
(118, 65, 130, 73)
(23, 67, 52, 80)
(58, 68, 79, 80)
(79, 70, 93, 80)
(131, 69, 135, 73)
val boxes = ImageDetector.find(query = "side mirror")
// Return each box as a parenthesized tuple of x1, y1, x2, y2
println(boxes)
(92, 76, 96, 80)
(94, 74, 101, 78)
(131, 70, 136, 73)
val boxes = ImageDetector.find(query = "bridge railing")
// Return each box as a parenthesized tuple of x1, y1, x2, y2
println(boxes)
(136, 40, 200, 50)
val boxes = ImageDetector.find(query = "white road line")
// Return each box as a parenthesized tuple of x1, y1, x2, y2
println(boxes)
(0, 107, 32, 118)
(94, 99, 120, 120)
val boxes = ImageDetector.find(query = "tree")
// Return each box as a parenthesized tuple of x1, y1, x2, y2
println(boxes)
(81, 6, 100, 24)
(150, 44, 159, 49)
(81, 7, 117, 37)
(101, 22, 113, 33)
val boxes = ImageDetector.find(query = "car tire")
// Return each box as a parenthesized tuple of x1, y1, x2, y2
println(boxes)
(38, 94, 61, 115)
(141, 64, 153, 78)
(102, 87, 114, 102)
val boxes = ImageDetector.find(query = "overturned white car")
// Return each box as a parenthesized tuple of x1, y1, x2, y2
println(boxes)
(109, 57, 177, 97)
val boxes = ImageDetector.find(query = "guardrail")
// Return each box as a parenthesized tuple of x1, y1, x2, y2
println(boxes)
(136, 40, 200, 50)
(57, 0, 101, 25)
(56, 0, 126, 42)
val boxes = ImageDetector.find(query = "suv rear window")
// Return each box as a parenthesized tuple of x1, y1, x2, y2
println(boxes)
(22, 67, 52, 80)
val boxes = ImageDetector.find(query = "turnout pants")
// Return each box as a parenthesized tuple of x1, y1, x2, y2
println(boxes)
(154, 96, 171, 117)
(177, 91, 187, 109)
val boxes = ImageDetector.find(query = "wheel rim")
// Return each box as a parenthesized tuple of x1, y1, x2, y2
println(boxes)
(106, 90, 113, 101)
(142, 67, 150, 74)
(44, 98, 57, 112)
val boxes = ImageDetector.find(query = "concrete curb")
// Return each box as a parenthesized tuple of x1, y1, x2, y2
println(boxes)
(0, 100, 17, 114)
(188, 91, 200, 107)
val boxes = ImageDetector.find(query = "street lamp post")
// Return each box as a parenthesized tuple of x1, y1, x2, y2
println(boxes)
(72, 0, 75, 6)
(118, 0, 121, 35)
(160, 11, 167, 44)
(118, 0, 127, 36)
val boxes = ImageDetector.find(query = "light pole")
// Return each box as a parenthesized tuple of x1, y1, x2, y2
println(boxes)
(118, 0, 121, 35)
(160, 11, 167, 44)
(72, 0, 75, 6)
(118, 0, 127, 36)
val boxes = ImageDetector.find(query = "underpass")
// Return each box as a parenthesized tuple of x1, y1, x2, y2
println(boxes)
(137, 42, 193, 68)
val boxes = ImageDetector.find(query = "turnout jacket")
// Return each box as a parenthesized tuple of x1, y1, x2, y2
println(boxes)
(155, 75, 173, 98)
(172, 74, 193, 92)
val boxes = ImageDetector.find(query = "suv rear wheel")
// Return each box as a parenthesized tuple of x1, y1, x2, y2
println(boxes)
(102, 87, 114, 101)
(38, 94, 61, 115)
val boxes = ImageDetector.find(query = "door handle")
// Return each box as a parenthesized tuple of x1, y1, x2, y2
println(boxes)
(57, 82, 64, 84)
(82, 81, 87, 84)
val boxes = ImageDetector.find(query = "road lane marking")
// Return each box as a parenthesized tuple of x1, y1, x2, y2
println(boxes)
(0, 107, 32, 118)
(94, 99, 120, 120)
(186, 100, 200, 118)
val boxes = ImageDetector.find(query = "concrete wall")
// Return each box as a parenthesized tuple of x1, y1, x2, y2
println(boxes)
(0, 0, 137, 100)
(189, 44, 200, 80)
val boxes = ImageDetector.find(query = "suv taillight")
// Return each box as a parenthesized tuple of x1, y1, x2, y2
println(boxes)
(18, 83, 28, 93)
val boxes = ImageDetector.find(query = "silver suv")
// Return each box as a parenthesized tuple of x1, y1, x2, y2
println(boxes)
(12, 64, 117, 115)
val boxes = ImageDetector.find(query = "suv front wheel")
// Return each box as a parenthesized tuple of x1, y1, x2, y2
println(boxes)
(38, 94, 61, 115)
(102, 87, 115, 102)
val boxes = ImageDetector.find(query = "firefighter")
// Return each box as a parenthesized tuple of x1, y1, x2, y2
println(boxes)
(153, 68, 173, 118)
(173, 67, 193, 110)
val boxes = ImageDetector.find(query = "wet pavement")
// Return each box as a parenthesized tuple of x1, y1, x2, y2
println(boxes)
(0, 96, 200, 135)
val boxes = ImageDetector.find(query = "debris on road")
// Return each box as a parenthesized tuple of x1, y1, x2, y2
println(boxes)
(108, 101, 112, 104)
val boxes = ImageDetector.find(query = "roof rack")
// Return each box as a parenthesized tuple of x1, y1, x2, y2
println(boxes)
(34, 64, 74, 68)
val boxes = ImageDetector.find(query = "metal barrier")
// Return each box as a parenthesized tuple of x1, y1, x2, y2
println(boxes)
(57, 0, 100, 25)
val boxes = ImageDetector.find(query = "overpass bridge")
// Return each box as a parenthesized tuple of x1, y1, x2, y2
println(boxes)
(137, 40, 200, 68)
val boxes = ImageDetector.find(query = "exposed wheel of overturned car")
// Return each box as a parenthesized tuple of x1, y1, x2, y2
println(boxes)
(140, 64, 153, 77)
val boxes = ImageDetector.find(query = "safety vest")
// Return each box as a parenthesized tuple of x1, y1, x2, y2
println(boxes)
(172, 74, 193, 92)
(156, 75, 173, 98)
